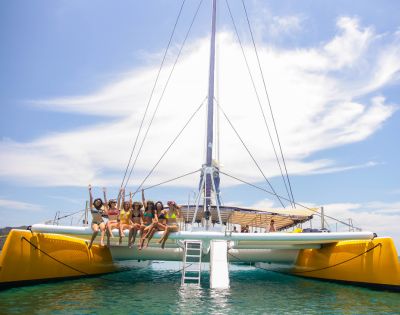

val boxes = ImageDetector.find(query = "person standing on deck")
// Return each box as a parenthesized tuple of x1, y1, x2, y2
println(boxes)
(269, 219, 276, 232)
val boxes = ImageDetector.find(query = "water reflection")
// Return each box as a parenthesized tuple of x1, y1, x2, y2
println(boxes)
(1, 263, 399, 314)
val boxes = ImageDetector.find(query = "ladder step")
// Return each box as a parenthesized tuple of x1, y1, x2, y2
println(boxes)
(182, 240, 203, 286)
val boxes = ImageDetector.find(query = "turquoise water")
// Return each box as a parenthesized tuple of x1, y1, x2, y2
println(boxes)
(0, 262, 399, 314)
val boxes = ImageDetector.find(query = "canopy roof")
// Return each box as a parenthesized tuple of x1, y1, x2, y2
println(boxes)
(179, 205, 316, 231)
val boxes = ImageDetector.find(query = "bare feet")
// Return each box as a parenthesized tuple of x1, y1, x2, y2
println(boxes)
(138, 239, 144, 250)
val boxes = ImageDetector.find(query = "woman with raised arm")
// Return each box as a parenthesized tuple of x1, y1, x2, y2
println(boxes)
(118, 188, 132, 245)
(128, 194, 144, 247)
(88, 185, 107, 248)
(142, 201, 168, 248)
(159, 200, 181, 249)
(103, 187, 120, 246)
(138, 189, 157, 250)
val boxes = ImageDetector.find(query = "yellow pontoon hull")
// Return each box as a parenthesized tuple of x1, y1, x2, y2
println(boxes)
(0, 230, 116, 287)
(292, 237, 400, 290)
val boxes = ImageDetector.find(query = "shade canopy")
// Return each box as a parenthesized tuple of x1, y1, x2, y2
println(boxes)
(178, 205, 315, 231)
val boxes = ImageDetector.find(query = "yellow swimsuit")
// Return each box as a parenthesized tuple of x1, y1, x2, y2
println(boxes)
(119, 210, 131, 224)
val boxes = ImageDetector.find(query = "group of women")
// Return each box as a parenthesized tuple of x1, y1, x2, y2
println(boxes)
(88, 185, 180, 250)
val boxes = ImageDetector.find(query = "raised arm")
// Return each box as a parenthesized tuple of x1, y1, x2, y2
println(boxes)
(129, 192, 133, 209)
(88, 184, 94, 210)
(118, 187, 124, 210)
(141, 189, 147, 209)
(176, 205, 181, 217)
(103, 187, 109, 210)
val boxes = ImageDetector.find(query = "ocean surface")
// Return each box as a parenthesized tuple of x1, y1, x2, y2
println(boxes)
(0, 261, 399, 314)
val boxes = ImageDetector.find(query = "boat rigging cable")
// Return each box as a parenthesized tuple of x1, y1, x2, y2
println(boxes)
(120, 0, 186, 192)
(122, 0, 204, 191)
(131, 97, 207, 197)
(214, 98, 285, 208)
(220, 170, 363, 231)
(225, 0, 294, 209)
(240, 0, 296, 208)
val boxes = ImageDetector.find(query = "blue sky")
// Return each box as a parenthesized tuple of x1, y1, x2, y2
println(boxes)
(1, 0, 400, 249)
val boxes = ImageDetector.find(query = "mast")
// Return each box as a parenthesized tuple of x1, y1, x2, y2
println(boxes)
(205, 0, 217, 210)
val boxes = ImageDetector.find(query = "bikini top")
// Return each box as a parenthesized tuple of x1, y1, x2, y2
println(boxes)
(131, 210, 141, 218)
(166, 212, 177, 219)
(158, 212, 166, 220)
(143, 212, 154, 218)
(108, 208, 119, 220)
(91, 208, 103, 215)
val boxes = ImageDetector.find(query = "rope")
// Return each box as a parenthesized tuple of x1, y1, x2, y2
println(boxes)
(228, 242, 381, 274)
(21, 236, 90, 276)
(131, 97, 207, 196)
(291, 243, 382, 274)
(220, 170, 363, 231)
(21, 236, 192, 283)
(123, 0, 204, 190)
(123, 169, 201, 198)
(214, 99, 285, 208)
(120, 0, 187, 192)
(141, 169, 201, 192)
(240, 0, 296, 208)
(53, 209, 85, 221)
(225, 0, 294, 208)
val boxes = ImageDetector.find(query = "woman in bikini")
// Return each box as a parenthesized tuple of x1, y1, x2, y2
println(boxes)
(159, 200, 181, 249)
(88, 184, 107, 248)
(128, 198, 144, 247)
(103, 187, 120, 246)
(138, 190, 157, 249)
(118, 188, 132, 245)
(142, 201, 168, 248)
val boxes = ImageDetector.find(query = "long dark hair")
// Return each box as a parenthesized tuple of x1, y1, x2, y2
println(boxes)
(93, 198, 103, 210)
(146, 200, 155, 214)
(155, 201, 164, 213)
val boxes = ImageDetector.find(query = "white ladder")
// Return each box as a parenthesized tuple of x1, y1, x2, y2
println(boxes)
(181, 240, 203, 285)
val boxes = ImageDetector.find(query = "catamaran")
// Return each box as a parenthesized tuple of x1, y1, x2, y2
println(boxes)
(1, 0, 399, 290)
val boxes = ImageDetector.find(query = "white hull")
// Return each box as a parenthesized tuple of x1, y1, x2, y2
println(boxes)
(31, 224, 375, 265)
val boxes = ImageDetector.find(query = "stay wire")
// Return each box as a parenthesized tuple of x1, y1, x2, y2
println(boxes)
(214, 98, 285, 208)
(54, 209, 85, 221)
(131, 97, 207, 197)
(124, 0, 204, 190)
(225, 0, 294, 208)
(241, 0, 296, 208)
(124, 169, 201, 198)
(120, 0, 187, 192)
(220, 170, 363, 231)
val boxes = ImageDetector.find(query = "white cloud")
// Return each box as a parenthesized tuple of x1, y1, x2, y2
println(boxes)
(317, 201, 400, 251)
(0, 17, 399, 190)
(269, 15, 304, 36)
(0, 198, 44, 212)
